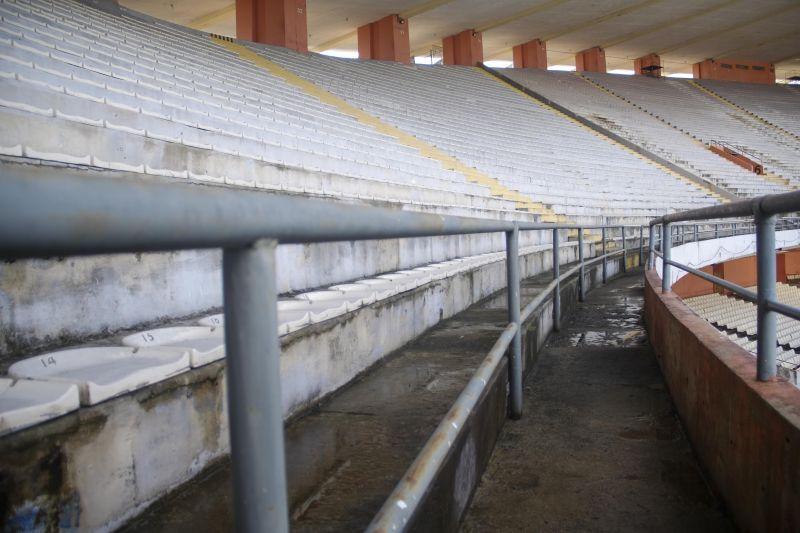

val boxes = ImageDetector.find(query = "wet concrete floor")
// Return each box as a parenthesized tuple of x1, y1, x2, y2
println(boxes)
(120, 272, 534, 532)
(461, 272, 735, 533)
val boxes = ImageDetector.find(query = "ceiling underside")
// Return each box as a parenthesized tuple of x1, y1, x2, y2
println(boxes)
(121, 0, 800, 78)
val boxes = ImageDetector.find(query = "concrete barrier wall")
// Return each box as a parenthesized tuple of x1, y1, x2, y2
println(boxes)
(644, 269, 800, 533)
(1, 240, 601, 532)
(0, 210, 544, 361)
(408, 257, 624, 533)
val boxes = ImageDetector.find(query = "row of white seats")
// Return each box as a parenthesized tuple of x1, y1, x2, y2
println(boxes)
(698, 80, 800, 138)
(584, 72, 800, 183)
(500, 68, 789, 199)
(0, 0, 501, 210)
(723, 332, 799, 368)
(256, 45, 718, 221)
(0, 244, 554, 435)
(685, 287, 800, 350)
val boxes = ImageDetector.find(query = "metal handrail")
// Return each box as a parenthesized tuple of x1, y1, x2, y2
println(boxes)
(0, 166, 646, 533)
(710, 139, 763, 165)
(648, 190, 800, 382)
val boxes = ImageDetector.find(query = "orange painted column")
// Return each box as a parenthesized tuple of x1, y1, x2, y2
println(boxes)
(634, 53, 661, 77)
(693, 58, 775, 84)
(357, 14, 411, 64)
(783, 249, 800, 279)
(442, 29, 483, 66)
(575, 46, 606, 73)
(236, 0, 308, 52)
(512, 39, 547, 69)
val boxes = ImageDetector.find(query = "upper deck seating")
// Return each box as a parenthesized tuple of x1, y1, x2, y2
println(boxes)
(255, 45, 719, 224)
(698, 79, 800, 138)
(0, 0, 513, 213)
(584, 73, 800, 183)
(500, 68, 790, 198)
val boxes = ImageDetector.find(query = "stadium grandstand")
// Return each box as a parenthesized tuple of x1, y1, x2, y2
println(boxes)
(0, 0, 799, 531)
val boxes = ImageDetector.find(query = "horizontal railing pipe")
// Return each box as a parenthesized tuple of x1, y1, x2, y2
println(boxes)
(0, 165, 678, 533)
(0, 169, 655, 259)
(651, 191, 800, 226)
(658, 256, 758, 303)
(365, 322, 519, 532)
(648, 190, 800, 385)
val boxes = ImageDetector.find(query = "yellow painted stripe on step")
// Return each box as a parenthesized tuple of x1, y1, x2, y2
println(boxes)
(211, 37, 562, 218)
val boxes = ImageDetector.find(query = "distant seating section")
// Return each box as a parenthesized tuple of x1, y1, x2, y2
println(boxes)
(583, 73, 800, 183)
(698, 80, 800, 138)
(684, 285, 800, 372)
(256, 45, 718, 223)
(500, 68, 791, 198)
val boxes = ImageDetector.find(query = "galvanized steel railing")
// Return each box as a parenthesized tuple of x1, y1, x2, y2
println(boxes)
(1, 167, 642, 532)
(649, 191, 800, 382)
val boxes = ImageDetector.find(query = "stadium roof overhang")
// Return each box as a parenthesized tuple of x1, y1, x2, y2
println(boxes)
(121, 0, 800, 79)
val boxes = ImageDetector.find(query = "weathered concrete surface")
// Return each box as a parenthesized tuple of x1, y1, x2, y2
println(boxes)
(644, 269, 800, 533)
(117, 258, 623, 533)
(0, 159, 539, 359)
(462, 272, 735, 533)
(1, 238, 599, 531)
(119, 297, 512, 532)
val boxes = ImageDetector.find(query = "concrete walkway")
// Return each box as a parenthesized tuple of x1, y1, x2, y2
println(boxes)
(461, 272, 735, 533)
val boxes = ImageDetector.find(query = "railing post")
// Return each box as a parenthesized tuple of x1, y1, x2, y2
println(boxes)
(553, 228, 561, 331)
(638, 225, 644, 267)
(601, 226, 607, 284)
(733, 222, 738, 236)
(648, 224, 655, 269)
(578, 227, 585, 302)
(694, 224, 699, 242)
(621, 226, 627, 273)
(756, 212, 777, 381)
(223, 239, 289, 533)
(506, 226, 523, 419)
(714, 223, 719, 239)
(662, 223, 672, 292)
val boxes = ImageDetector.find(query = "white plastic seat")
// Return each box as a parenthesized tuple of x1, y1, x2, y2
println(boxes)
(121, 326, 225, 367)
(294, 290, 365, 312)
(278, 299, 347, 324)
(278, 308, 311, 335)
(8, 346, 190, 405)
(326, 284, 379, 306)
(354, 278, 401, 299)
(196, 310, 311, 335)
(0, 377, 80, 435)
(198, 314, 223, 327)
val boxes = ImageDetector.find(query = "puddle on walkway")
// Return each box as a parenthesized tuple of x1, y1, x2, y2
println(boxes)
(562, 329, 647, 347)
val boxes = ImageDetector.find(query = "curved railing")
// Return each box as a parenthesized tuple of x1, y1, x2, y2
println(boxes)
(0, 166, 645, 533)
(649, 191, 800, 381)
